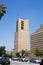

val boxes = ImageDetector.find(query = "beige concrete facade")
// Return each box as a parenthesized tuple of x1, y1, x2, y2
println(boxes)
(30, 25, 43, 56)
(14, 18, 29, 53)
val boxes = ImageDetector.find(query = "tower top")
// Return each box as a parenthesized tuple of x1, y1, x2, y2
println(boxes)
(17, 18, 29, 22)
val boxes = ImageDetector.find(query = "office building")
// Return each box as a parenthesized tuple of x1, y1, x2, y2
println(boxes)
(30, 25, 43, 56)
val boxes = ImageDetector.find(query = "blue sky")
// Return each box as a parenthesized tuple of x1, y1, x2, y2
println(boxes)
(0, 0, 43, 51)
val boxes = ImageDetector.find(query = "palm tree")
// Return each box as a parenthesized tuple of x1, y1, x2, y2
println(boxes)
(0, 2, 6, 19)
(21, 50, 25, 56)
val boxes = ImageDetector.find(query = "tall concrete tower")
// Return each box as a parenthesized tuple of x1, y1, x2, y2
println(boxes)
(14, 18, 29, 53)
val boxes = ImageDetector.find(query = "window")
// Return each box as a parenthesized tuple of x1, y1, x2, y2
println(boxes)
(21, 20, 24, 30)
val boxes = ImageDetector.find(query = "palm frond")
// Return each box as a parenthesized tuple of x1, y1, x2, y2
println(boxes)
(0, 2, 6, 19)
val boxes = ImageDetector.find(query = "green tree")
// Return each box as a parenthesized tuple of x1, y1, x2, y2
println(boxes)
(34, 48, 41, 57)
(20, 50, 29, 57)
(0, 2, 6, 19)
(21, 50, 25, 56)
(40, 50, 43, 57)
(0, 46, 6, 56)
(24, 50, 29, 57)
(16, 52, 20, 57)
(5, 53, 13, 58)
